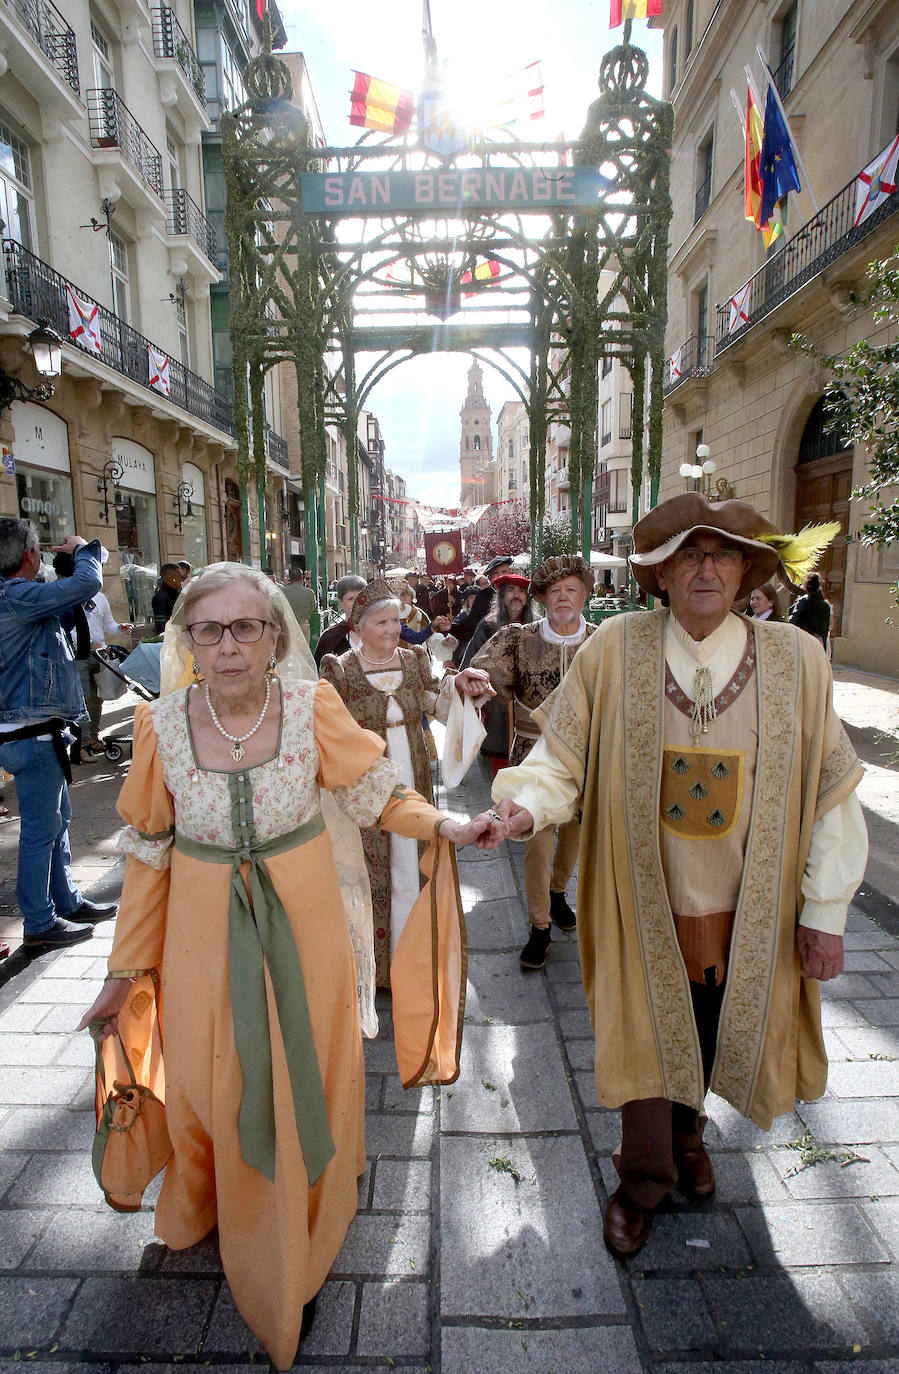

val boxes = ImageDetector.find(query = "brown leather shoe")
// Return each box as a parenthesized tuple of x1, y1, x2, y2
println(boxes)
(677, 1145, 716, 1200)
(603, 1189, 653, 1256)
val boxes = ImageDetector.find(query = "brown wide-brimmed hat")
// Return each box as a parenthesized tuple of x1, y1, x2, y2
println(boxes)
(348, 576, 400, 629)
(630, 493, 783, 600)
(529, 555, 594, 602)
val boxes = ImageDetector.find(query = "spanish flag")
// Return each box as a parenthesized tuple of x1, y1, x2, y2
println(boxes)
(744, 87, 781, 248)
(349, 72, 414, 134)
(460, 259, 501, 294)
(610, 0, 662, 26)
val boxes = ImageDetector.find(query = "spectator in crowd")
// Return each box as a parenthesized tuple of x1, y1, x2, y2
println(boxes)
(0, 519, 118, 950)
(450, 555, 513, 657)
(153, 564, 184, 633)
(177, 560, 192, 586)
(283, 568, 318, 641)
(789, 572, 832, 648)
(313, 574, 366, 666)
(749, 581, 782, 621)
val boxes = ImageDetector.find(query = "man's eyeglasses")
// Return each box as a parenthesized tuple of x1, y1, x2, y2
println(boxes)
(673, 547, 744, 570)
(185, 618, 273, 645)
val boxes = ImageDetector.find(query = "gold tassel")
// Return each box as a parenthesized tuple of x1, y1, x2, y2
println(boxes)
(755, 522, 842, 586)
(690, 666, 716, 741)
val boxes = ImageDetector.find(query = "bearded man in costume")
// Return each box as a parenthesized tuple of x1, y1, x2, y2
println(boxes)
(487, 495, 867, 1255)
(456, 555, 597, 969)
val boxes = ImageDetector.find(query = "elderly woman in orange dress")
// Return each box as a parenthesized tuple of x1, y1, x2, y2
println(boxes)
(78, 564, 491, 1369)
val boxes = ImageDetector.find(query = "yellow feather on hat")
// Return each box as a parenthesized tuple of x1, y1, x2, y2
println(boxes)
(755, 522, 842, 586)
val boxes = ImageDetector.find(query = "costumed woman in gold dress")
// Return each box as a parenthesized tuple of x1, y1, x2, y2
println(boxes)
(319, 577, 493, 987)
(78, 564, 491, 1369)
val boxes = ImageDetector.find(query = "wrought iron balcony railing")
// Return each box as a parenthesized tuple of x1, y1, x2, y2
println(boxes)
(663, 332, 715, 395)
(3, 239, 232, 434)
(715, 170, 899, 354)
(151, 7, 205, 105)
(694, 173, 712, 223)
(164, 188, 217, 263)
(3, 0, 79, 95)
(87, 88, 163, 200)
(773, 41, 795, 101)
(265, 422, 288, 467)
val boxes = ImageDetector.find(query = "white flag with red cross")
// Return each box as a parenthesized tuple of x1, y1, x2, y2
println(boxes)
(66, 284, 101, 356)
(148, 344, 170, 396)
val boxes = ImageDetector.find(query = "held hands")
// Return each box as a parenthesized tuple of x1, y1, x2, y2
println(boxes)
(476, 799, 536, 850)
(75, 977, 133, 1042)
(453, 668, 495, 699)
(431, 615, 451, 632)
(438, 812, 494, 847)
(797, 927, 844, 982)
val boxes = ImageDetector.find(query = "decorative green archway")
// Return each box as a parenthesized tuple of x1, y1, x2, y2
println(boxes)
(222, 18, 672, 591)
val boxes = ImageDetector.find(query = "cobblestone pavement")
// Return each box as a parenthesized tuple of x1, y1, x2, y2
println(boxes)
(0, 669, 897, 1372)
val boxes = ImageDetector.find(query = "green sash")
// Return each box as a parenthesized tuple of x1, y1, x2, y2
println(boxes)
(174, 813, 335, 1186)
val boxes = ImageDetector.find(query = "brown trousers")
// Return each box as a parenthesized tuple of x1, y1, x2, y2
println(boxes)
(614, 976, 725, 1209)
(523, 817, 580, 927)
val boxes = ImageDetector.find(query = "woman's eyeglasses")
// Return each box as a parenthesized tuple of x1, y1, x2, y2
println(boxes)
(185, 618, 272, 645)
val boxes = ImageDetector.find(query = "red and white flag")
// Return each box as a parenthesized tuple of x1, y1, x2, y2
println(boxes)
(668, 345, 683, 381)
(855, 134, 899, 228)
(148, 344, 170, 396)
(66, 284, 101, 356)
(728, 281, 751, 335)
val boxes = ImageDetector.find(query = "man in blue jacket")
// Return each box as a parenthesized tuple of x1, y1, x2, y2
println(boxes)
(0, 518, 117, 954)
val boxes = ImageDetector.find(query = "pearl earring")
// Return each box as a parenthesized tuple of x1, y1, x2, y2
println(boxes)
(268, 654, 277, 674)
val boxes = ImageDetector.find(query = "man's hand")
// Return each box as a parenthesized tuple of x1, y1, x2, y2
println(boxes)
(797, 927, 844, 981)
(439, 812, 492, 846)
(453, 668, 495, 698)
(476, 798, 536, 850)
(432, 615, 451, 632)
(50, 534, 88, 554)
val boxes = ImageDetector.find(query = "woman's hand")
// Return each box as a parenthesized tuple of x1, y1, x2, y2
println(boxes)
(76, 977, 133, 1042)
(453, 668, 495, 698)
(439, 813, 494, 847)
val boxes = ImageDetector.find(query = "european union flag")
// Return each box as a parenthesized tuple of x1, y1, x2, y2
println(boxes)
(759, 84, 801, 225)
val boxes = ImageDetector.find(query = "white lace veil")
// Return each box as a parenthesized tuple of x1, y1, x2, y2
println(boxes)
(158, 562, 378, 1037)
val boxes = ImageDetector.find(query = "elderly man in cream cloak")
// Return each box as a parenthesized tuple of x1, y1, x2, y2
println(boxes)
(489, 493, 867, 1257)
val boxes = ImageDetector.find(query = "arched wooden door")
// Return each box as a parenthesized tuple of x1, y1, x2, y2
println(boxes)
(224, 478, 243, 564)
(793, 400, 852, 637)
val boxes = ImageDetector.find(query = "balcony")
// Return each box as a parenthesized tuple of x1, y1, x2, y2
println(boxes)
(556, 465, 570, 490)
(715, 167, 899, 355)
(0, 0, 81, 117)
(773, 41, 795, 101)
(164, 187, 219, 282)
(663, 332, 716, 395)
(151, 6, 209, 129)
(3, 238, 232, 435)
(694, 173, 711, 224)
(87, 88, 164, 213)
(265, 422, 288, 468)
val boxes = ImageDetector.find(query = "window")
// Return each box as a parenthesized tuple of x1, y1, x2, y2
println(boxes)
(508, 438, 514, 458)
(176, 291, 189, 367)
(166, 131, 182, 196)
(695, 134, 713, 221)
(601, 397, 613, 447)
(91, 17, 114, 89)
(668, 26, 678, 95)
(619, 392, 633, 440)
(609, 469, 628, 514)
(473, 434, 481, 451)
(880, 46, 899, 144)
(0, 116, 34, 251)
(220, 37, 246, 113)
(684, 0, 694, 58)
(108, 229, 131, 322)
(695, 281, 708, 343)
(602, 354, 612, 377)
(774, 3, 797, 100)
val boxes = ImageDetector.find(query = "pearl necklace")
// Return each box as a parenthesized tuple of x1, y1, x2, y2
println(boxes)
(204, 679, 271, 762)
(356, 647, 398, 669)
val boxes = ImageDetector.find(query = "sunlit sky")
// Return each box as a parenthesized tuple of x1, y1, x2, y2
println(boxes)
(277, 0, 663, 506)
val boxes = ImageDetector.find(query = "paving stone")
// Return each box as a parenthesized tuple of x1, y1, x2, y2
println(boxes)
(440, 1133, 623, 1319)
(709, 1150, 793, 1203)
(845, 951, 894, 972)
(858, 1001, 899, 1027)
(0, 1149, 29, 1199)
(440, 1024, 577, 1132)
(820, 974, 880, 1000)
(572, 1069, 600, 1106)
(844, 928, 898, 951)
(820, 999, 870, 1027)
(633, 1209, 753, 1270)
(356, 1279, 429, 1356)
(632, 1276, 717, 1352)
(547, 977, 589, 1011)
(365, 1073, 384, 1112)
(357, 1161, 372, 1209)
(30, 1005, 93, 1034)
(862, 1201, 899, 1259)
(0, 1031, 71, 1066)
(15, 977, 104, 1005)
(363, 1036, 403, 1073)
(0, 1002, 47, 1031)
(817, 1363, 899, 1374)
(28, 1207, 157, 1271)
(837, 1272, 899, 1345)
(0, 1106, 94, 1152)
(833, 1026, 899, 1059)
(67, 1068, 96, 1109)
(8, 1150, 107, 1206)
(457, 860, 518, 905)
(380, 1076, 435, 1113)
(332, 1211, 429, 1277)
(299, 1279, 356, 1357)
(545, 956, 584, 982)
(701, 1272, 867, 1350)
(0, 1065, 88, 1106)
(0, 1206, 48, 1267)
(564, 1038, 595, 1071)
(827, 1059, 899, 1096)
(704, 1094, 804, 1148)
(159, 1232, 223, 1273)
(0, 1276, 78, 1345)
(797, 1097, 899, 1144)
(364, 1110, 434, 1159)
(7, 1365, 113, 1374)
(62, 1275, 218, 1356)
(738, 1201, 889, 1265)
(39, 956, 97, 979)
(371, 1157, 430, 1211)
(52, 1035, 96, 1068)
(200, 1283, 262, 1356)
(441, 1325, 643, 1373)
(465, 897, 529, 951)
(463, 952, 553, 1024)
(586, 1108, 622, 1155)
(769, 1144, 899, 1199)
(656, 1365, 805, 1374)
(558, 1007, 594, 1037)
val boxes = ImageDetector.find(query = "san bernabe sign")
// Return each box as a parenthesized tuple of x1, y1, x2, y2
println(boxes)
(300, 166, 609, 215)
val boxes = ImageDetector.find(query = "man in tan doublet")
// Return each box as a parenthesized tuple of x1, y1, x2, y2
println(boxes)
(489, 494, 867, 1256)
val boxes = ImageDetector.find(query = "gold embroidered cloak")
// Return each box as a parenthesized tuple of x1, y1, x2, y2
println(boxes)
(533, 610, 863, 1129)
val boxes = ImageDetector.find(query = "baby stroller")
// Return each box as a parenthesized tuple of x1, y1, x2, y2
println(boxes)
(91, 642, 161, 762)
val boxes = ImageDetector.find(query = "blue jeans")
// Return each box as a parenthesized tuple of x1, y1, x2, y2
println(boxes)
(0, 736, 81, 935)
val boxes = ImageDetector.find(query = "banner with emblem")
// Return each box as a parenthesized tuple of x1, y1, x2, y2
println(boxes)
(425, 528, 463, 575)
(147, 345, 170, 397)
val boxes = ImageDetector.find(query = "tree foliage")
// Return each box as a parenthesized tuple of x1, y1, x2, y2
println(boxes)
(541, 512, 576, 560)
(465, 501, 531, 564)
